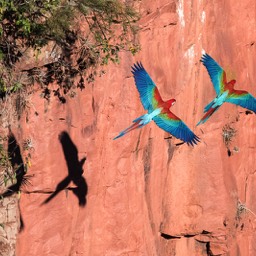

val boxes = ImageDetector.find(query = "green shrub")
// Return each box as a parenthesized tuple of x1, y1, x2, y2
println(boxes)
(0, 0, 140, 101)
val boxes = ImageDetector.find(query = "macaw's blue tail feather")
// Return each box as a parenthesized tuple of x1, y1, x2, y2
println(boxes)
(204, 99, 215, 113)
(113, 131, 126, 140)
(113, 115, 148, 140)
(132, 115, 145, 123)
(197, 106, 219, 126)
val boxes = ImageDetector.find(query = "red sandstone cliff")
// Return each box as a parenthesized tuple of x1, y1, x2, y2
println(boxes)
(8, 0, 256, 255)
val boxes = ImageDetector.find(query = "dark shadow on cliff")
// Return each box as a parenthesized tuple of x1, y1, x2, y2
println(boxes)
(42, 131, 87, 207)
(0, 132, 31, 232)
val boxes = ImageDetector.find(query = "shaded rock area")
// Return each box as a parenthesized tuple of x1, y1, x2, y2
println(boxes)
(0, 0, 255, 255)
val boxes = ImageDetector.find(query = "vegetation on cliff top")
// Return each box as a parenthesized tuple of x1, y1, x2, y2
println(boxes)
(0, 0, 139, 102)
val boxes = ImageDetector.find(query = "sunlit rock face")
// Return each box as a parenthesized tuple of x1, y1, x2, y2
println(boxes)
(14, 1, 256, 255)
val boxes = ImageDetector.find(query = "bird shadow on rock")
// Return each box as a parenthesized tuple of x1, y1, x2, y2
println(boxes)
(0, 132, 32, 232)
(42, 131, 88, 207)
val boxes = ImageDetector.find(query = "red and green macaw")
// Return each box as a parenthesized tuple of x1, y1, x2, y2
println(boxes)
(114, 62, 200, 146)
(197, 53, 256, 125)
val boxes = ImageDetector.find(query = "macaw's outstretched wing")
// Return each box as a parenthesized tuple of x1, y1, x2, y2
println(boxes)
(201, 53, 226, 96)
(153, 112, 200, 146)
(131, 62, 163, 112)
(226, 90, 256, 113)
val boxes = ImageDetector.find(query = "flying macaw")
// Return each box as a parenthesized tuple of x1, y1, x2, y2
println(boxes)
(114, 62, 200, 146)
(197, 53, 256, 125)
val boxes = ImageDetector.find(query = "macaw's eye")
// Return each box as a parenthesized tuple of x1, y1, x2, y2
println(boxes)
(172, 101, 176, 106)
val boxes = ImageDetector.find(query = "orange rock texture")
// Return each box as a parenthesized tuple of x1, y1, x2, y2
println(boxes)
(14, 0, 256, 255)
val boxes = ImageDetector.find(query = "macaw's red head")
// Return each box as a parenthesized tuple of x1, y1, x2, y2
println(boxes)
(166, 99, 176, 108)
(229, 79, 236, 87)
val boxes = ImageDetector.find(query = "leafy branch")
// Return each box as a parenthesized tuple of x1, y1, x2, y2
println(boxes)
(0, 0, 140, 102)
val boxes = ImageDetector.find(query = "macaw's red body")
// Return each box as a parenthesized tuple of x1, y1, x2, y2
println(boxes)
(197, 53, 256, 125)
(114, 62, 200, 146)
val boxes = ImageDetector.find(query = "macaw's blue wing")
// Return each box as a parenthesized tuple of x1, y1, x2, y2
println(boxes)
(131, 62, 163, 112)
(153, 112, 200, 146)
(226, 91, 256, 113)
(201, 53, 226, 96)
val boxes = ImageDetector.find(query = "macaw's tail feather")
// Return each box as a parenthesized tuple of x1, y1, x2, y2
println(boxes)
(132, 115, 145, 123)
(204, 99, 215, 113)
(197, 106, 219, 126)
(113, 115, 149, 140)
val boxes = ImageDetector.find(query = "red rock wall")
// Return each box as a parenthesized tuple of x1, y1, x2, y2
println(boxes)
(15, 0, 256, 255)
